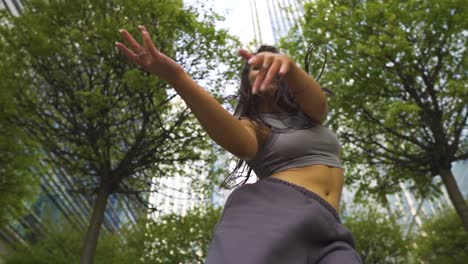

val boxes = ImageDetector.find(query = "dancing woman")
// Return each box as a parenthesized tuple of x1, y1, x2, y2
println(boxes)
(116, 25, 362, 264)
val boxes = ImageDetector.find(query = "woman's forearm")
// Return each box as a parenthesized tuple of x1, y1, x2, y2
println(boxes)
(168, 72, 256, 159)
(284, 64, 328, 124)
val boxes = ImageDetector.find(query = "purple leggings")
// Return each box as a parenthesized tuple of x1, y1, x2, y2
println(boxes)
(205, 177, 362, 264)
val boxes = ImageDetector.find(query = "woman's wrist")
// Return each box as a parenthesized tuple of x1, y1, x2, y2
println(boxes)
(166, 70, 189, 88)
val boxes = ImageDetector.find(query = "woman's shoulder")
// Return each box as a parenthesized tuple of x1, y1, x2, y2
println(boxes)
(237, 116, 271, 144)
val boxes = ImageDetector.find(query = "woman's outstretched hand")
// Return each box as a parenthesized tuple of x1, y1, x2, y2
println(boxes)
(238, 48, 294, 95)
(115, 25, 184, 83)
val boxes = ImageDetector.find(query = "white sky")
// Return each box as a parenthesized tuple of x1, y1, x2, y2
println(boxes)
(211, 0, 256, 45)
(187, 0, 275, 47)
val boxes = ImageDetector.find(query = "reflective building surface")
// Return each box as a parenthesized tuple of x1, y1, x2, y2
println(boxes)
(0, 166, 142, 246)
(250, 0, 310, 45)
(0, 0, 22, 16)
(387, 160, 468, 233)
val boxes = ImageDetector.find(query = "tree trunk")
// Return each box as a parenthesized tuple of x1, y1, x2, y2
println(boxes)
(440, 169, 468, 232)
(80, 186, 111, 264)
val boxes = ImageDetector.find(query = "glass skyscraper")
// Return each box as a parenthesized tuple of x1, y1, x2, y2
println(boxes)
(387, 160, 468, 234)
(1, 168, 141, 244)
(0, 0, 22, 16)
(250, 0, 310, 45)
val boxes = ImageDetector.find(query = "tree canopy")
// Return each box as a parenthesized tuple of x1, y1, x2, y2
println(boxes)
(343, 201, 409, 263)
(412, 206, 468, 263)
(4, 205, 222, 264)
(282, 0, 467, 230)
(0, 50, 40, 228)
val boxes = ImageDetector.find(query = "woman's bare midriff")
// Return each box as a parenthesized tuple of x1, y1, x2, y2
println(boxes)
(269, 165, 344, 211)
(252, 120, 344, 211)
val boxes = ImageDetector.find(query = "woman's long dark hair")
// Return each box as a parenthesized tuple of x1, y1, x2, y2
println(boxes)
(219, 44, 332, 189)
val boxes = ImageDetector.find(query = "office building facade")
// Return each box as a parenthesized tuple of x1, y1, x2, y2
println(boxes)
(1, 0, 22, 16)
(387, 160, 468, 233)
(250, 0, 310, 45)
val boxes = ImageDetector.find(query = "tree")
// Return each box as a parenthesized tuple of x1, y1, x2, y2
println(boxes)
(0, 0, 240, 262)
(343, 201, 410, 263)
(0, 48, 40, 228)
(141, 205, 222, 263)
(282, 0, 468, 230)
(3, 205, 222, 264)
(3, 215, 144, 264)
(412, 206, 468, 264)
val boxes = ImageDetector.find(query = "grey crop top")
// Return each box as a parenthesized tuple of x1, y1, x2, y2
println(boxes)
(244, 111, 343, 179)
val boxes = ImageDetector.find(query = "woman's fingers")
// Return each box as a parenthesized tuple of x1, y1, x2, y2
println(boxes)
(118, 29, 144, 53)
(248, 52, 264, 66)
(116, 26, 187, 79)
(116, 26, 161, 69)
(138, 25, 160, 57)
(261, 60, 281, 91)
(279, 59, 291, 76)
(248, 53, 264, 93)
(253, 67, 267, 94)
(262, 55, 273, 70)
(238, 49, 253, 61)
(256, 56, 273, 91)
(115, 42, 140, 61)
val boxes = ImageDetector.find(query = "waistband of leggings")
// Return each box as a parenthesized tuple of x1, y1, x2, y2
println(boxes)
(262, 177, 341, 223)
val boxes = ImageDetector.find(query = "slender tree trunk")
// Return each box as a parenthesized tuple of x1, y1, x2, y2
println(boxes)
(440, 169, 468, 232)
(80, 185, 111, 264)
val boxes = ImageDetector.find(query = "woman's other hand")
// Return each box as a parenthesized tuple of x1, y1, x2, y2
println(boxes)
(238, 48, 294, 95)
(116, 25, 184, 83)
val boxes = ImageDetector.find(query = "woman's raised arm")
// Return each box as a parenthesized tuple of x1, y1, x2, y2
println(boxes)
(115, 26, 259, 160)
